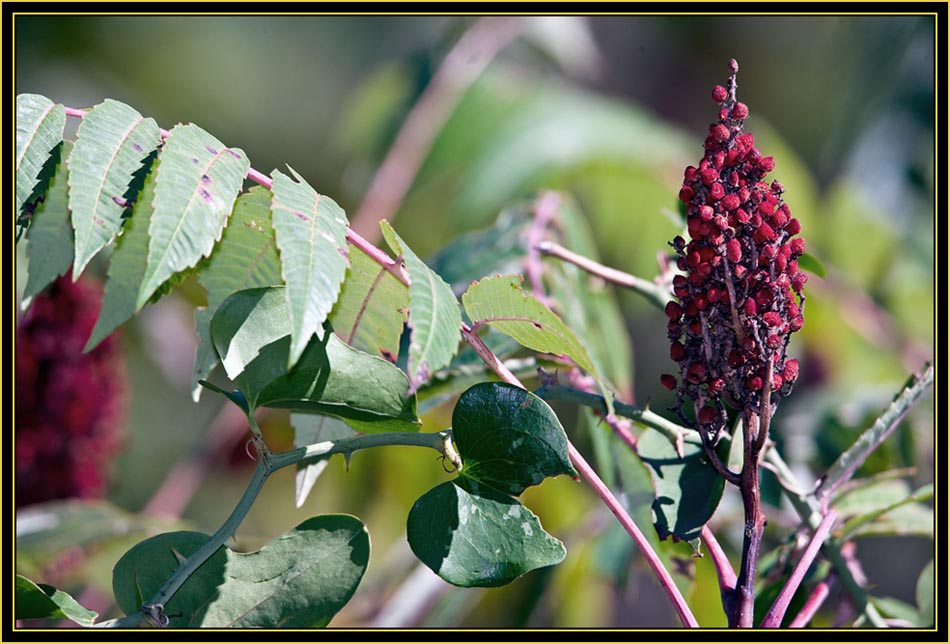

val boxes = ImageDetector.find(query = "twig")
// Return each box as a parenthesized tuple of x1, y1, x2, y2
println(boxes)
(788, 575, 833, 628)
(537, 240, 671, 309)
(106, 427, 454, 628)
(349, 16, 525, 240)
(760, 509, 838, 627)
(701, 524, 737, 618)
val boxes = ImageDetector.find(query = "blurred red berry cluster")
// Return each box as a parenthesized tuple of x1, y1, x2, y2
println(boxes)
(16, 276, 126, 507)
(662, 60, 806, 431)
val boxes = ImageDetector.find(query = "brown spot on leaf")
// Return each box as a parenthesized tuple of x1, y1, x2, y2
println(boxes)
(201, 174, 211, 185)
(293, 211, 310, 223)
(93, 216, 105, 226)
(199, 189, 213, 202)
(226, 149, 242, 160)
(205, 145, 218, 155)
(192, 158, 200, 164)
(132, 142, 144, 153)
(380, 349, 397, 363)
(111, 196, 129, 207)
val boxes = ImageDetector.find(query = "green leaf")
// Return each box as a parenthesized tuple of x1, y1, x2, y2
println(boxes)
(329, 244, 409, 360)
(818, 363, 934, 501)
(137, 123, 250, 308)
(452, 382, 575, 495)
(638, 427, 727, 544)
(253, 334, 420, 433)
(16, 94, 66, 215)
(380, 220, 462, 391)
(871, 595, 923, 626)
(407, 478, 565, 588)
(271, 166, 349, 367)
(838, 482, 933, 541)
(210, 287, 419, 432)
(797, 251, 827, 278)
(462, 273, 612, 407)
(84, 160, 159, 352)
(67, 99, 161, 277)
(15, 575, 98, 626)
(916, 560, 934, 627)
(292, 414, 356, 508)
(192, 186, 283, 398)
(23, 141, 74, 303)
(112, 516, 369, 627)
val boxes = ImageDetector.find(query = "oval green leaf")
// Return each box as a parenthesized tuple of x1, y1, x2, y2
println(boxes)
(112, 515, 369, 628)
(453, 382, 575, 495)
(407, 478, 565, 588)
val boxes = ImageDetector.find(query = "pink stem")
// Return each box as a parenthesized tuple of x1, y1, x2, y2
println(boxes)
(760, 509, 838, 628)
(701, 523, 737, 614)
(788, 576, 832, 628)
(567, 442, 698, 628)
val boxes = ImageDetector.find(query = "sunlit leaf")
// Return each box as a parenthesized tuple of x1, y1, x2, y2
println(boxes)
(112, 516, 369, 627)
(84, 160, 159, 351)
(23, 141, 74, 303)
(16, 94, 66, 216)
(407, 478, 565, 588)
(380, 220, 461, 391)
(137, 124, 249, 308)
(329, 244, 408, 360)
(68, 99, 161, 276)
(15, 575, 98, 627)
(271, 166, 349, 367)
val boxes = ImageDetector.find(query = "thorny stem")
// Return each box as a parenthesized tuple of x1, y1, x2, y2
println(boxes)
(349, 16, 524, 241)
(107, 428, 454, 628)
(760, 509, 838, 628)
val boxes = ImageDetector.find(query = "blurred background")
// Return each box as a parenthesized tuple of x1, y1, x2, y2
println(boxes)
(15, 15, 934, 628)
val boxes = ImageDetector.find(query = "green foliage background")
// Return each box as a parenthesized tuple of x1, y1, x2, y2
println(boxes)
(15, 15, 934, 627)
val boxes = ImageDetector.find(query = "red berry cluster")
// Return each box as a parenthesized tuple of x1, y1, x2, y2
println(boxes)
(661, 60, 806, 433)
(16, 276, 126, 507)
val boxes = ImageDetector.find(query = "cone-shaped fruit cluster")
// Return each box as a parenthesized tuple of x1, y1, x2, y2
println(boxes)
(661, 59, 806, 432)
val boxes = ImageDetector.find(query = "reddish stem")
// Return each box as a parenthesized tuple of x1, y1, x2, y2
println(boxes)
(701, 524, 737, 617)
(788, 576, 833, 628)
(760, 509, 838, 628)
